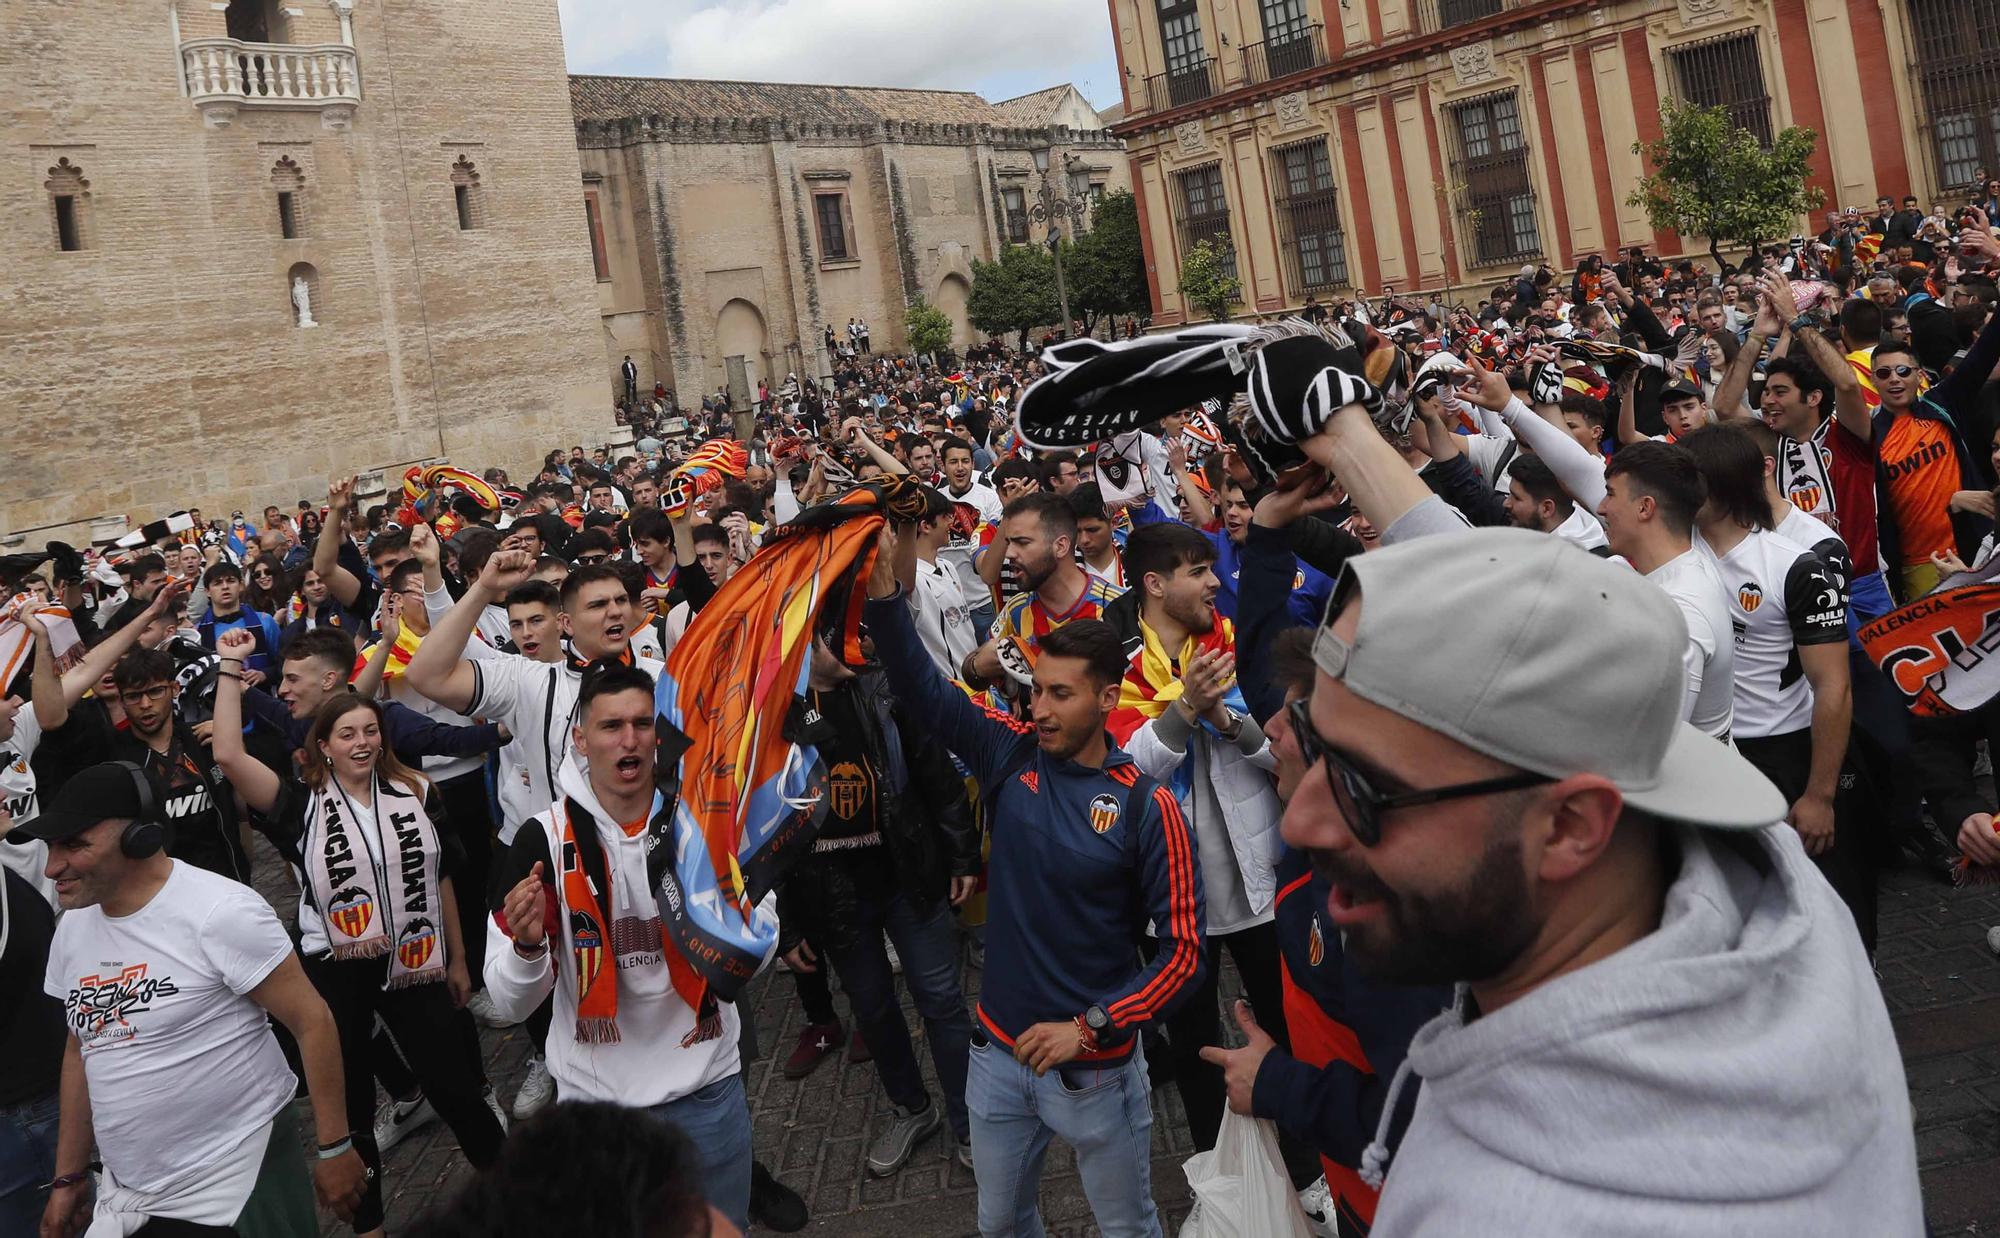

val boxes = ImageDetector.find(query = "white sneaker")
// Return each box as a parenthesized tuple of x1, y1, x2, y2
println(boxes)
(483, 1085, 510, 1132)
(467, 990, 515, 1029)
(512, 1057, 555, 1120)
(1297, 1175, 1338, 1238)
(372, 1095, 436, 1154)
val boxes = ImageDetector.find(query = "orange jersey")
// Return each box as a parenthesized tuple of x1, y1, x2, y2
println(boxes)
(1879, 414, 1960, 565)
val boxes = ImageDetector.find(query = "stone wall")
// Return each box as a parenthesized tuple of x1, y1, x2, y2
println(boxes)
(577, 92, 1132, 399)
(0, 0, 611, 543)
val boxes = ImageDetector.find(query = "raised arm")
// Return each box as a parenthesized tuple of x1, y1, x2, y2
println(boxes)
(22, 610, 66, 731)
(405, 549, 534, 714)
(352, 612, 400, 700)
(1767, 276, 1870, 443)
(210, 627, 282, 815)
(313, 476, 367, 609)
(862, 525, 1034, 788)
(1298, 400, 1455, 539)
(55, 583, 179, 707)
(1712, 281, 1781, 420)
(1166, 441, 1215, 528)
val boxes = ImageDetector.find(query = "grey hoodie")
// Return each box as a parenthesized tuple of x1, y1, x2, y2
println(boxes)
(1367, 823, 1922, 1237)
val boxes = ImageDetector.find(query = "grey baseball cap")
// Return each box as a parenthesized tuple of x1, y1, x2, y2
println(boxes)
(1312, 526, 1785, 830)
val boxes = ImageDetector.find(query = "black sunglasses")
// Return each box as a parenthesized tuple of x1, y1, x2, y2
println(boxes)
(1285, 698, 1552, 847)
(574, 553, 609, 565)
(1873, 364, 1918, 380)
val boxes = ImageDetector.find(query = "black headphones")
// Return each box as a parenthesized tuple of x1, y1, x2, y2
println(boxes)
(109, 761, 169, 859)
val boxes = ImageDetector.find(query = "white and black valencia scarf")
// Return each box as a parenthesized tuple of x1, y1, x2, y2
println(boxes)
(305, 774, 447, 988)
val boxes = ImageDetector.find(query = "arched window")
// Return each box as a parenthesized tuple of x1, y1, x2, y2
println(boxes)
(44, 157, 90, 252)
(271, 155, 306, 239)
(450, 156, 485, 231)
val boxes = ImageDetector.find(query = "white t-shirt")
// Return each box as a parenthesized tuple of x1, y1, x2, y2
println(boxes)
(44, 862, 296, 1194)
(1552, 505, 1609, 552)
(0, 707, 54, 904)
(909, 556, 978, 676)
(1698, 528, 1847, 739)
(1645, 548, 1737, 741)
(467, 650, 663, 841)
(937, 482, 1003, 607)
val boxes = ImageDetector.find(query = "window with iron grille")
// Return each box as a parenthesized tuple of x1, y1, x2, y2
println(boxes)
(1173, 163, 1236, 279)
(1906, 0, 2000, 189)
(1002, 187, 1029, 243)
(1669, 33, 1774, 147)
(1447, 92, 1541, 265)
(1270, 138, 1350, 292)
(1435, 0, 1503, 30)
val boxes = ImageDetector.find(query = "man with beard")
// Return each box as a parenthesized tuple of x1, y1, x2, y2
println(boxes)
(1279, 526, 1918, 1235)
(966, 494, 1123, 691)
(1103, 523, 1285, 1158)
(864, 528, 1204, 1238)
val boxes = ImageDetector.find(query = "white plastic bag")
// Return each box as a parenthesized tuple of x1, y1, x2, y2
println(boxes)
(1178, 1108, 1314, 1238)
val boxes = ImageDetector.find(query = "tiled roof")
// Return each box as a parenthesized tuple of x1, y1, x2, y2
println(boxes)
(989, 84, 1074, 127)
(569, 75, 1002, 126)
(1096, 102, 1125, 126)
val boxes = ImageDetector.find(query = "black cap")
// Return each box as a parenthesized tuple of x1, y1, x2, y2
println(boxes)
(12, 763, 154, 843)
(1661, 377, 1705, 402)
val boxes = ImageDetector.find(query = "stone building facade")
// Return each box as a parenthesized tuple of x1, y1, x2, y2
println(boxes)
(571, 78, 1129, 401)
(1, 0, 610, 542)
(1108, 0, 1998, 322)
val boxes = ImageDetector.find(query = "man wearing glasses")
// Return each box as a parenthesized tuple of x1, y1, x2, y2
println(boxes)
(1869, 325, 2000, 600)
(1278, 526, 1920, 1235)
(101, 648, 252, 884)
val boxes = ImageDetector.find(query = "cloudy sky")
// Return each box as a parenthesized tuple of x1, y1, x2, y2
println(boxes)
(556, 0, 1125, 109)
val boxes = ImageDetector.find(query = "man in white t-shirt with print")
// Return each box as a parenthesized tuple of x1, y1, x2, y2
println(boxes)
(25, 763, 365, 1236)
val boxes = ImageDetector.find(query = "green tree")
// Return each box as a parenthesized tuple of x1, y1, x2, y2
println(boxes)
(1068, 190, 1150, 338)
(968, 243, 1061, 350)
(1177, 238, 1241, 323)
(904, 296, 954, 359)
(1628, 99, 1824, 272)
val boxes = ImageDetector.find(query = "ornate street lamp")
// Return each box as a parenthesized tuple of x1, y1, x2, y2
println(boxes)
(1029, 147, 1094, 339)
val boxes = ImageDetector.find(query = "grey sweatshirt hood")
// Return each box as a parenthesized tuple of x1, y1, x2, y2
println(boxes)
(1369, 823, 1921, 1235)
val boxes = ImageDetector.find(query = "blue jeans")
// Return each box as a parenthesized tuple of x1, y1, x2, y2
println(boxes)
(823, 888, 974, 1141)
(966, 1031, 1160, 1238)
(0, 1091, 60, 1238)
(648, 1073, 752, 1231)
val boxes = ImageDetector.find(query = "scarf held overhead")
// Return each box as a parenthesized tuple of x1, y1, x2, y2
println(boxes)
(646, 478, 931, 1021)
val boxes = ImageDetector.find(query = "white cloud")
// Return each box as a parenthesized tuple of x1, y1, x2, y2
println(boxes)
(558, 0, 1123, 106)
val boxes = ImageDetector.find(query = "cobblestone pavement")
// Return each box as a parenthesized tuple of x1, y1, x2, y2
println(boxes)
(266, 848, 2000, 1236)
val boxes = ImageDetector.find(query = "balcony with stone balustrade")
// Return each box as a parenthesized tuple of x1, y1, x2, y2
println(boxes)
(180, 38, 360, 130)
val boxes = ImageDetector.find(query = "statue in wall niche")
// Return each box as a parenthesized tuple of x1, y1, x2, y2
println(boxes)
(292, 275, 317, 328)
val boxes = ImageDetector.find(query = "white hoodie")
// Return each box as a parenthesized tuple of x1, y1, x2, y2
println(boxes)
(1367, 823, 1921, 1237)
(484, 762, 752, 1108)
